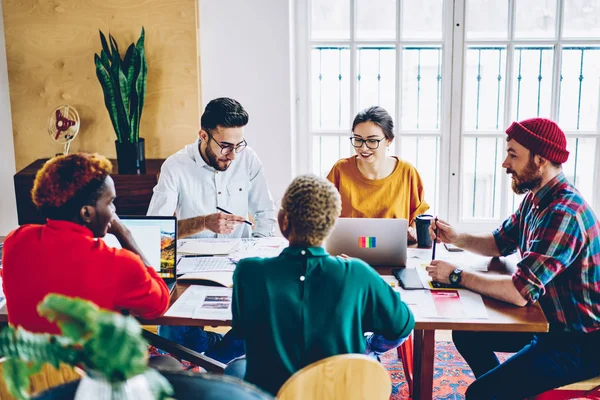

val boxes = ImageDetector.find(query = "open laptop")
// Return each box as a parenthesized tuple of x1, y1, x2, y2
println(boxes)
(325, 218, 408, 267)
(103, 216, 177, 292)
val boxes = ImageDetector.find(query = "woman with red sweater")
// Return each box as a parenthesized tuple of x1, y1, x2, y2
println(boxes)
(1, 153, 170, 334)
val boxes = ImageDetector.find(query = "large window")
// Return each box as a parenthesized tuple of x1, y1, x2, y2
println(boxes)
(296, 0, 600, 229)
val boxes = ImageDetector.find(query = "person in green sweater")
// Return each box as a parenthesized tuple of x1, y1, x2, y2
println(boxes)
(229, 174, 415, 395)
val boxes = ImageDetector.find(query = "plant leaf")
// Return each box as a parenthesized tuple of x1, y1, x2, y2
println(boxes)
(122, 44, 135, 76)
(134, 27, 147, 142)
(99, 49, 111, 71)
(109, 46, 131, 142)
(95, 53, 122, 142)
(2, 359, 31, 400)
(38, 294, 98, 340)
(99, 30, 111, 59)
(109, 33, 120, 60)
(128, 46, 141, 143)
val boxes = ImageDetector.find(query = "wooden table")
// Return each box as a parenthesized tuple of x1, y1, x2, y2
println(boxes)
(0, 236, 548, 397)
(138, 254, 547, 399)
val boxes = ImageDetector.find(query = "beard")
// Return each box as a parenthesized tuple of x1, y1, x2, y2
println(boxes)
(205, 142, 232, 171)
(507, 158, 543, 195)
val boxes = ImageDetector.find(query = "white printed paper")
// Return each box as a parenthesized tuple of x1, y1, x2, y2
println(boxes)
(178, 239, 239, 255)
(165, 285, 232, 321)
(229, 237, 287, 261)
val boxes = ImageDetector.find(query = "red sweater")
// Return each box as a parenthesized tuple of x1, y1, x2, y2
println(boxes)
(1, 220, 170, 334)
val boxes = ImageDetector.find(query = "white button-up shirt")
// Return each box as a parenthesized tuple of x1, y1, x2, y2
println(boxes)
(147, 138, 276, 238)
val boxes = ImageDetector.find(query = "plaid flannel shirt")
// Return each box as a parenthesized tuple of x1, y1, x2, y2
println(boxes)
(493, 173, 600, 333)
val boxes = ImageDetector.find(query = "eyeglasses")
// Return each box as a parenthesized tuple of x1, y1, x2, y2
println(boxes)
(350, 136, 385, 150)
(208, 134, 248, 155)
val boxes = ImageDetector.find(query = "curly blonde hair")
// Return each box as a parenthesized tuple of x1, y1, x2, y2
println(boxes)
(32, 153, 112, 220)
(281, 174, 341, 246)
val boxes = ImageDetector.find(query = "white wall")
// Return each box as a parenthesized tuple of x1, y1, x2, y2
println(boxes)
(0, 0, 18, 235)
(199, 0, 295, 205)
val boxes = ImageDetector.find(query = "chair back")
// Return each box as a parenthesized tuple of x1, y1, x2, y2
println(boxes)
(277, 354, 391, 400)
(0, 361, 80, 399)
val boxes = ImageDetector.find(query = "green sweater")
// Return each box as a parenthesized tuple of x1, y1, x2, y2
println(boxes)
(232, 246, 415, 395)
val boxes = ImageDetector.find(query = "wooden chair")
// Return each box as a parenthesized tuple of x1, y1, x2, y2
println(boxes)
(397, 334, 414, 396)
(277, 354, 392, 400)
(0, 360, 80, 400)
(532, 376, 600, 400)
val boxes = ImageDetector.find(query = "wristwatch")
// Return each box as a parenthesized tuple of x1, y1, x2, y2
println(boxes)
(449, 268, 463, 286)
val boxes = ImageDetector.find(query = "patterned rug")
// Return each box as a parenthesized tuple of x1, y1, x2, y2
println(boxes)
(383, 340, 480, 399)
(149, 341, 508, 399)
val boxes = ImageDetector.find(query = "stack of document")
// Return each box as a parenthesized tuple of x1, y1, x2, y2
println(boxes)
(177, 257, 235, 287)
(175, 238, 288, 287)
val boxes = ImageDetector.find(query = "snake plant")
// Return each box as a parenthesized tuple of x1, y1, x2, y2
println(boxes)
(94, 28, 147, 144)
(0, 294, 172, 400)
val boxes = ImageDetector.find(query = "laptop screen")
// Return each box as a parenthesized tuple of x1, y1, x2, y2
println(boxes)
(103, 216, 177, 280)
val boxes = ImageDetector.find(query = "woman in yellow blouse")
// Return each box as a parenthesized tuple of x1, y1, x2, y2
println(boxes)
(327, 106, 429, 243)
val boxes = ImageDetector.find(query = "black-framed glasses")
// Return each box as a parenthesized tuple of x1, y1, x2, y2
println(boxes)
(208, 134, 248, 155)
(350, 136, 385, 150)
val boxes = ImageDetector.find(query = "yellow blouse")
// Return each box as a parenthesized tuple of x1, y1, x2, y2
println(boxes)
(326, 156, 429, 224)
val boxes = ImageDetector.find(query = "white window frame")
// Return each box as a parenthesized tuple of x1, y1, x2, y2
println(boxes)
(295, 0, 600, 232)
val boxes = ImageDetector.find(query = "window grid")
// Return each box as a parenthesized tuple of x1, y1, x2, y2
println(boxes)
(307, 0, 448, 215)
(459, 0, 600, 223)
(300, 0, 600, 228)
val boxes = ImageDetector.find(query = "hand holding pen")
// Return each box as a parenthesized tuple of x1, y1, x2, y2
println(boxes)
(203, 207, 251, 234)
(216, 207, 253, 226)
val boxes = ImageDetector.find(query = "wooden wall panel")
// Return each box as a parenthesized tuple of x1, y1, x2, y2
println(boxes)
(2, 0, 201, 171)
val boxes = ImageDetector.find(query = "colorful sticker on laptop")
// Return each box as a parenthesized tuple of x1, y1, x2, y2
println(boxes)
(358, 237, 376, 248)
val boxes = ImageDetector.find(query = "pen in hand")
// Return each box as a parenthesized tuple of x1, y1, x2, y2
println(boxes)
(432, 217, 438, 261)
(216, 206, 253, 226)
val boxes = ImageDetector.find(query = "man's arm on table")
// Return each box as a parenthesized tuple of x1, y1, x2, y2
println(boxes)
(461, 272, 528, 307)
(454, 232, 503, 257)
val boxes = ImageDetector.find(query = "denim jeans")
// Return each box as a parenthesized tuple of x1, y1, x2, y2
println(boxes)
(453, 329, 600, 400)
(364, 331, 409, 360)
(224, 332, 410, 381)
(158, 326, 246, 364)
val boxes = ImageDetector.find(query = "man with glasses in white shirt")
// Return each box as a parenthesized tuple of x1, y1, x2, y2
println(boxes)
(148, 97, 276, 239)
(148, 97, 276, 362)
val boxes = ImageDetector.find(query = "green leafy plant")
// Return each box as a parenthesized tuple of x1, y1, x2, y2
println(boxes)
(0, 294, 172, 400)
(94, 28, 147, 144)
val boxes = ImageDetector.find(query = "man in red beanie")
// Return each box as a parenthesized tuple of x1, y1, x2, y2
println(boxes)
(426, 118, 600, 399)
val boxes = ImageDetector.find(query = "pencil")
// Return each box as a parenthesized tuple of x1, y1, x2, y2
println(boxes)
(216, 206, 253, 226)
(432, 217, 438, 261)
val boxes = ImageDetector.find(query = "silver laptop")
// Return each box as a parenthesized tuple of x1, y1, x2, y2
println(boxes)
(103, 216, 177, 292)
(325, 218, 407, 267)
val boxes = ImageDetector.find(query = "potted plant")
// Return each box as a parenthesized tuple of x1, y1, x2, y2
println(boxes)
(94, 28, 148, 174)
(0, 294, 172, 400)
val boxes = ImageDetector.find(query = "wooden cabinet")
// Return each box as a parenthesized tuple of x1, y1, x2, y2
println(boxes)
(14, 158, 165, 225)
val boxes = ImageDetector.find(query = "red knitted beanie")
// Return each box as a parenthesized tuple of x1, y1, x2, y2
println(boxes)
(505, 118, 569, 164)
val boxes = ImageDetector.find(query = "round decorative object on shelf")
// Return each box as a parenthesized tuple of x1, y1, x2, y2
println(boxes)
(47, 105, 80, 155)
